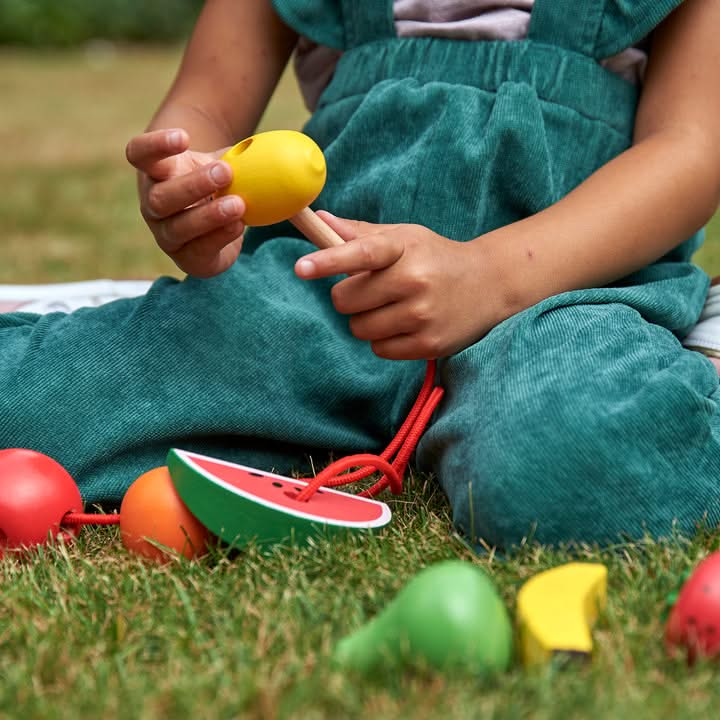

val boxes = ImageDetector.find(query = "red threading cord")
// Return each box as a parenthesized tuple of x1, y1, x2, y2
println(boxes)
(63, 360, 443, 525)
(295, 359, 444, 502)
(62, 512, 120, 526)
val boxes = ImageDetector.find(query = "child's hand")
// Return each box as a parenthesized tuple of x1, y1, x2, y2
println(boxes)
(125, 128, 246, 278)
(294, 213, 507, 360)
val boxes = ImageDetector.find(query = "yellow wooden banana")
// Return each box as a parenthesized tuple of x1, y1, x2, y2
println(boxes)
(516, 563, 607, 667)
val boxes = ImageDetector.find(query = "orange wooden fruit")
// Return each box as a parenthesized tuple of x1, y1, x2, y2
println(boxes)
(120, 466, 210, 561)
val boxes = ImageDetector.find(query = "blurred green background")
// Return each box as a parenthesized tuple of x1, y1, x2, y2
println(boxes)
(0, 0, 203, 45)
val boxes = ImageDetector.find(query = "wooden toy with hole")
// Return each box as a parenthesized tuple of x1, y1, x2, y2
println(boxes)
(217, 129, 345, 249)
(167, 449, 392, 549)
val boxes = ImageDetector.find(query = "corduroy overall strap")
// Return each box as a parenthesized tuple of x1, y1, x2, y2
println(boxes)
(530, 0, 688, 59)
(528, 0, 605, 56)
(339, 0, 395, 48)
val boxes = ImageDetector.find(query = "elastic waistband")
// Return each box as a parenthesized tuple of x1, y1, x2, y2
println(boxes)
(318, 37, 638, 136)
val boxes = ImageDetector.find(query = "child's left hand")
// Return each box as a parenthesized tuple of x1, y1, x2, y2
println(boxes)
(294, 212, 507, 360)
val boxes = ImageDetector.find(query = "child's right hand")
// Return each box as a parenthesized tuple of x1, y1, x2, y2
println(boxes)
(125, 128, 246, 278)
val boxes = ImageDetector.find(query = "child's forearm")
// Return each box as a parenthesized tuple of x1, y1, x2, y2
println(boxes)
(479, 128, 720, 319)
(146, 0, 297, 150)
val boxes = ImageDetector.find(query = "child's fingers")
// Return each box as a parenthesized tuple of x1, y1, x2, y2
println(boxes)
(294, 233, 403, 279)
(316, 211, 380, 242)
(171, 232, 245, 279)
(142, 162, 234, 221)
(125, 128, 189, 178)
(348, 302, 424, 342)
(370, 334, 435, 361)
(330, 271, 403, 315)
(153, 195, 245, 254)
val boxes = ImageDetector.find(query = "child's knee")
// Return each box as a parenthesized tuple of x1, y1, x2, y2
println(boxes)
(418, 322, 720, 548)
(432, 401, 621, 548)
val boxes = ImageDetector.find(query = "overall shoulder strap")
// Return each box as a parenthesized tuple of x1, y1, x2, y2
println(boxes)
(527, 0, 604, 57)
(340, 0, 395, 48)
(530, 0, 687, 59)
(594, 0, 685, 59)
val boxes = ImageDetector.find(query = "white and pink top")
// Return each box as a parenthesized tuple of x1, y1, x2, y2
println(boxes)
(295, 0, 649, 109)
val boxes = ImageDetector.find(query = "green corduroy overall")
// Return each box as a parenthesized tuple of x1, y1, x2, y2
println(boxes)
(2, 0, 718, 547)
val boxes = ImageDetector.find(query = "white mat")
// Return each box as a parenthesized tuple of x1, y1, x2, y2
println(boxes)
(0, 280, 153, 314)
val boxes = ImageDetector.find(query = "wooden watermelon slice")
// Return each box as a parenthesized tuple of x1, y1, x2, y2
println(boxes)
(166, 448, 392, 548)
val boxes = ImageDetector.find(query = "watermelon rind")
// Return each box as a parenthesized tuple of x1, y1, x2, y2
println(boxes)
(166, 448, 392, 549)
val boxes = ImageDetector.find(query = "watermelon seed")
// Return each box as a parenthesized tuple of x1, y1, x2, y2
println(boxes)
(283, 488, 325, 502)
(272, 482, 283, 488)
(249, 472, 263, 477)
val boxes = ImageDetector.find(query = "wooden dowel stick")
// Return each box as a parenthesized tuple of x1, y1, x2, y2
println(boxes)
(290, 206, 345, 249)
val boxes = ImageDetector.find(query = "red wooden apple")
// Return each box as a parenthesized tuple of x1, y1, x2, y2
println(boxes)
(666, 552, 720, 663)
(0, 448, 83, 556)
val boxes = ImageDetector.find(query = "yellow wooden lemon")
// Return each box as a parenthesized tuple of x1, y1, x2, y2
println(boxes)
(217, 130, 327, 226)
(516, 562, 607, 667)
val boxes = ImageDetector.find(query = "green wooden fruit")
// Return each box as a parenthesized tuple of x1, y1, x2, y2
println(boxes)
(333, 560, 513, 675)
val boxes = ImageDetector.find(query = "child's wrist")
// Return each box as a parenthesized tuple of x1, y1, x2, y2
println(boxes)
(466, 233, 534, 328)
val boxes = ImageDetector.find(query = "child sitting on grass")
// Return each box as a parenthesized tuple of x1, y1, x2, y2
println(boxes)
(3, 0, 720, 549)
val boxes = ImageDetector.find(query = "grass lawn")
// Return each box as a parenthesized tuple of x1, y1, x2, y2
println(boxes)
(2, 46, 720, 720)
